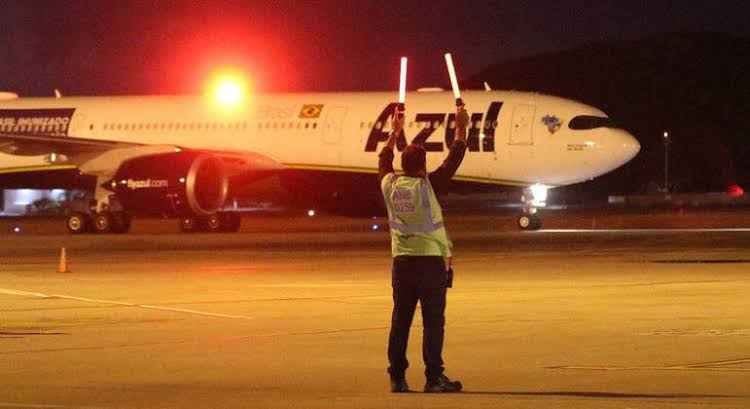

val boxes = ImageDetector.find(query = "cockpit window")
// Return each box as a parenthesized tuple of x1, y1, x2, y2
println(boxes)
(568, 115, 617, 130)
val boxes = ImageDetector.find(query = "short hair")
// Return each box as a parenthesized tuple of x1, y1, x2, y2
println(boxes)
(401, 144, 426, 174)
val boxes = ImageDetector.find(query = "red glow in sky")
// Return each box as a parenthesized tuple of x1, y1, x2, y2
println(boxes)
(206, 69, 251, 107)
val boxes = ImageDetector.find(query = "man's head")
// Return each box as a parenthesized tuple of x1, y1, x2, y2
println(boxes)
(401, 144, 426, 176)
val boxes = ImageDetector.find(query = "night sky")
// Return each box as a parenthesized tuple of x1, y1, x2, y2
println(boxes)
(2, 0, 749, 96)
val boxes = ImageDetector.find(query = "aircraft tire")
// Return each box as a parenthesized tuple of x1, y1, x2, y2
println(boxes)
(202, 214, 224, 233)
(66, 212, 91, 235)
(179, 216, 199, 233)
(517, 214, 542, 231)
(517, 215, 532, 230)
(92, 212, 113, 234)
(530, 216, 543, 230)
(223, 213, 241, 233)
(111, 212, 132, 234)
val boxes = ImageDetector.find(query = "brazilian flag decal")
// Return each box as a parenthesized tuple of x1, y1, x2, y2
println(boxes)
(299, 104, 324, 118)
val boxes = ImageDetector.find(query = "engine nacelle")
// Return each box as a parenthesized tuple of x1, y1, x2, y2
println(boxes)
(113, 151, 228, 216)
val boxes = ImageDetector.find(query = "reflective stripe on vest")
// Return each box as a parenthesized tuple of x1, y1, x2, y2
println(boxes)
(387, 176, 444, 233)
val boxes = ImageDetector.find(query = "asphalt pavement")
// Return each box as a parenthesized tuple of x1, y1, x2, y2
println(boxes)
(1, 214, 749, 408)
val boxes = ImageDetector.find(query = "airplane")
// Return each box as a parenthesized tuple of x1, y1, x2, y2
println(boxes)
(0, 89, 640, 233)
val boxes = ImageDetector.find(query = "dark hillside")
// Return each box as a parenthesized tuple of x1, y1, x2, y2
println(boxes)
(467, 32, 750, 198)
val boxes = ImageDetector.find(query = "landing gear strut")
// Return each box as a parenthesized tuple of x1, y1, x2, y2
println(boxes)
(64, 177, 132, 235)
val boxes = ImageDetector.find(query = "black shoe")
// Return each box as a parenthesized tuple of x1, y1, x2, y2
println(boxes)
(390, 376, 410, 393)
(424, 374, 462, 393)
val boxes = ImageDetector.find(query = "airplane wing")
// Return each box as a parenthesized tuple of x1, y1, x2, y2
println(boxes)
(0, 132, 282, 182)
(0, 132, 136, 157)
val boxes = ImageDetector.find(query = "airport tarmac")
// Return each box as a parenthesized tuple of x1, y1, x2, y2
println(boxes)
(1, 214, 749, 408)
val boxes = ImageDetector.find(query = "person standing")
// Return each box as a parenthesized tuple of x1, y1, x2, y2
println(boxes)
(379, 105, 469, 393)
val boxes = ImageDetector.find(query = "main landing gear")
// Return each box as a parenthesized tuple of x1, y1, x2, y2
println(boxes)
(516, 185, 547, 231)
(65, 183, 132, 234)
(179, 212, 242, 233)
(65, 210, 132, 234)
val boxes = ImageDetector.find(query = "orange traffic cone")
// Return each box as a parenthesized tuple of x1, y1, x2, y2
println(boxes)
(58, 247, 71, 273)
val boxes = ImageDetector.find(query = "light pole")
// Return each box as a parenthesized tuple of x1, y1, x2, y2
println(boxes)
(663, 131, 669, 194)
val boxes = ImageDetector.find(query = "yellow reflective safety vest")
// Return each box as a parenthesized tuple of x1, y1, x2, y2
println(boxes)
(380, 173, 452, 257)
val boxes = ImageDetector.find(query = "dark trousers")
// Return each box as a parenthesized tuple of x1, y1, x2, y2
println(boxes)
(387, 255, 447, 381)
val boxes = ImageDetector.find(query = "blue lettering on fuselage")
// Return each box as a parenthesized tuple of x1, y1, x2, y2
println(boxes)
(364, 103, 502, 152)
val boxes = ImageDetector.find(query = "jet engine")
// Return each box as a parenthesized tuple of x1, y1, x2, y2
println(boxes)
(113, 151, 228, 216)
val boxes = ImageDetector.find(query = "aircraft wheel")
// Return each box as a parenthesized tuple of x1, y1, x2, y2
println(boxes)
(223, 213, 241, 233)
(179, 216, 199, 233)
(202, 213, 224, 233)
(517, 214, 542, 231)
(111, 212, 132, 234)
(66, 212, 91, 234)
(92, 212, 113, 234)
(530, 216, 543, 230)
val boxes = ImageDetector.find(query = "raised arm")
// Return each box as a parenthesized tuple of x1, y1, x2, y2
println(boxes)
(378, 108, 404, 183)
(429, 106, 469, 195)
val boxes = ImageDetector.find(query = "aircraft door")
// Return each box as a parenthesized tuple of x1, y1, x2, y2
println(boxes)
(69, 113, 87, 136)
(509, 104, 535, 145)
(322, 106, 347, 145)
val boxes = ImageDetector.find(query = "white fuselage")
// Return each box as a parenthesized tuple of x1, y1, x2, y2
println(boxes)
(0, 90, 640, 187)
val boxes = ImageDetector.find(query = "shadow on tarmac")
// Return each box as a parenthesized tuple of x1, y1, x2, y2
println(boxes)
(460, 391, 745, 399)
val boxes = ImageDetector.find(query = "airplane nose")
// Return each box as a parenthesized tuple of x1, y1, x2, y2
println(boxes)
(617, 130, 640, 162)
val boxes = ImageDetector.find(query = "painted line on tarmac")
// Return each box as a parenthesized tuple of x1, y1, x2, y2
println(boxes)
(0, 403, 108, 409)
(0, 326, 390, 355)
(551, 357, 750, 372)
(679, 357, 750, 368)
(540, 228, 750, 233)
(0, 288, 253, 320)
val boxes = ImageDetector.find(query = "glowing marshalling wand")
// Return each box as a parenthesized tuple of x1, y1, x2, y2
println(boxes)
(397, 57, 407, 117)
(444, 53, 464, 107)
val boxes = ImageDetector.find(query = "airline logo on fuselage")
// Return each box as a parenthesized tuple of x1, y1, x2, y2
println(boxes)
(0, 108, 75, 136)
(364, 102, 503, 153)
(126, 179, 169, 190)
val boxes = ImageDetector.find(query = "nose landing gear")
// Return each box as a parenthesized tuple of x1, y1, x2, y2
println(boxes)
(517, 185, 546, 231)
